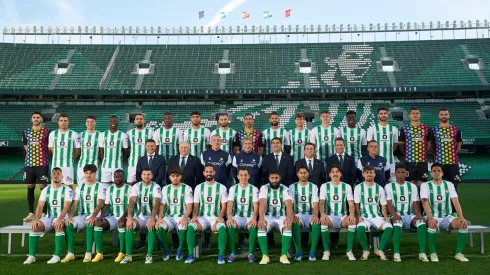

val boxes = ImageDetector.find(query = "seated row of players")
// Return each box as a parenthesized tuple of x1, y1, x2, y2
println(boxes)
(24, 161, 469, 265)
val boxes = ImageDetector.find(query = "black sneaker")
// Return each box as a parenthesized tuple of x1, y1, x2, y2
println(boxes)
(237, 242, 246, 250)
(203, 242, 212, 249)
(329, 243, 337, 250)
(136, 240, 147, 249)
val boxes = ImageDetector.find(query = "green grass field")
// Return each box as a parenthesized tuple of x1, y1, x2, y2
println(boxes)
(1, 184, 489, 275)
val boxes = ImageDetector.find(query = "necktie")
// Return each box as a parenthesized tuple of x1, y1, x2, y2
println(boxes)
(275, 155, 279, 169)
(180, 157, 186, 171)
(308, 159, 313, 173)
(149, 155, 153, 167)
(339, 155, 344, 167)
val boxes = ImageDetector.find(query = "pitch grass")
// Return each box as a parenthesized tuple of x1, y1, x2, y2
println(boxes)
(1, 184, 489, 275)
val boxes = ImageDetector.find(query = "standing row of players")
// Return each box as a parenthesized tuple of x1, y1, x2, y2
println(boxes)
(23, 160, 469, 265)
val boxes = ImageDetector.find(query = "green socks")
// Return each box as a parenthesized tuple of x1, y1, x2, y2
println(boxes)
(118, 228, 126, 253)
(218, 226, 227, 256)
(54, 231, 65, 256)
(357, 226, 369, 251)
(227, 227, 236, 254)
(393, 226, 402, 253)
(417, 223, 427, 254)
(65, 224, 74, 254)
(321, 225, 330, 251)
(456, 230, 468, 254)
(94, 226, 104, 253)
(378, 226, 393, 251)
(156, 228, 170, 251)
(310, 224, 320, 254)
(186, 225, 196, 256)
(292, 223, 302, 254)
(125, 229, 134, 255)
(178, 229, 186, 251)
(281, 229, 292, 255)
(428, 228, 437, 254)
(28, 232, 39, 256)
(258, 229, 268, 256)
(346, 225, 356, 252)
(248, 227, 258, 254)
(85, 225, 94, 253)
(147, 230, 156, 256)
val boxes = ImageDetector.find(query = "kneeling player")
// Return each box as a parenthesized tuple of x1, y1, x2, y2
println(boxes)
(156, 169, 193, 261)
(185, 164, 228, 264)
(385, 164, 428, 262)
(354, 166, 393, 261)
(65, 164, 106, 263)
(420, 163, 469, 262)
(24, 168, 73, 264)
(257, 172, 294, 265)
(226, 168, 259, 263)
(319, 164, 357, 261)
(121, 169, 162, 264)
(290, 166, 320, 261)
(92, 169, 131, 262)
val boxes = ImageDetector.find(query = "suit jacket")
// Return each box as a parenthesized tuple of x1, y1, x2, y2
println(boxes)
(167, 154, 204, 190)
(295, 158, 327, 188)
(262, 152, 295, 186)
(136, 154, 166, 187)
(327, 153, 357, 186)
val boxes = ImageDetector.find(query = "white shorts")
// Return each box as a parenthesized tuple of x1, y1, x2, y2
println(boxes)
(358, 217, 387, 231)
(54, 167, 74, 185)
(77, 166, 99, 184)
(264, 216, 287, 233)
(195, 216, 223, 232)
(127, 166, 137, 183)
(72, 214, 88, 232)
(134, 216, 151, 232)
(426, 215, 455, 231)
(327, 214, 348, 228)
(100, 168, 120, 183)
(232, 216, 254, 230)
(162, 216, 189, 232)
(106, 216, 122, 231)
(296, 214, 313, 228)
(393, 214, 417, 229)
(38, 217, 59, 237)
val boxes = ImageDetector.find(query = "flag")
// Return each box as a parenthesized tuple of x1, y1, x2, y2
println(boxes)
(263, 11, 272, 19)
(220, 12, 226, 19)
(285, 9, 291, 18)
(199, 11, 204, 19)
(242, 12, 250, 19)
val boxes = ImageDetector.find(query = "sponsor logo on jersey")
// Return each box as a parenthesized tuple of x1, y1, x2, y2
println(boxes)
(382, 134, 388, 140)
(349, 136, 355, 142)
(400, 195, 406, 201)
(206, 196, 213, 202)
(240, 197, 246, 203)
(115, 198, 121, 204)
(109, 141, 115, 147)
(367, 197, 373, 203)
(137, 138, 143, 143)
(193, 138, 199, 143)
(31, 137, 39, 144)
(165, 137, 170, 142)
(85, 195, 91, 201)
(60, 141, 66, 147)
(143, 196, 149, 203)
(333, 195, 339, 201)
(301, 195, 306, 201)
(414, 133, 422, 141)
(272, 198, 279, 205)
(52, 199, 58, 205)
(173, 198, 178, 203)
(323, 136, 329, 142)
(436, 195, 443, 201)
(297, 139, 303, 144)
(86, 142, 92, 147)
(222, 139, 227, 144)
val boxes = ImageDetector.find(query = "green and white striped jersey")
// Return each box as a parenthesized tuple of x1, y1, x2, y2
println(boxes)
(194, 182, 228, 218)
(420, 180, 457, 218)
(130, 182, 162, 217)
(183, 127, 211, 158)
(385, 182, 419, 216)
(340, 127, 367, 163)
(78, 131, 100, 168)
(210, 128, 237, 154)
(39, 185, 73, 219)
(262, 128, 291, 155)
(228, 184, 259, 218)
(48, 129, 80, 168)
(99, 130, 129, 169)
(259, 184, 292, 218)
(127, 127, 154, 167)
(161, 183, 193, 218)
(309, 125, 341, 161)
(105, 184, 131, 219)
(153, 127, 183, 161)
(290, 182, 319, 215)
(74, 182, 106, 216)
(320, 182, 354, 216)
(366, 124, 399, 165)
(289, 128, 310, 163)
(354, 182, 387, 219)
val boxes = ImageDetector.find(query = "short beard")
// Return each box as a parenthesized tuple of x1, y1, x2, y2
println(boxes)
(269, 182, 280, 189)
(205, 176, 214, 181)
(271, 122, 279, 127)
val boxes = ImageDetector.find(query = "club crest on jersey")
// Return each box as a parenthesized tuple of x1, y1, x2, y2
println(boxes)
(206, 196, 213, 202)
(240, 197, 246, 203)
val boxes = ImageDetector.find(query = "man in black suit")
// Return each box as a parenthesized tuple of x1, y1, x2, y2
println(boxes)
(327, 138, 357, 186)
(326, 137, 358, 249)
(136, 139, 166, 187)
(262, 137, 295, 187)
(167, 141, 204, 190)
(295, 142, 327, 188)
